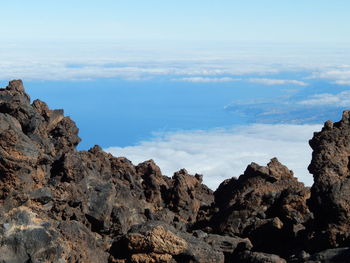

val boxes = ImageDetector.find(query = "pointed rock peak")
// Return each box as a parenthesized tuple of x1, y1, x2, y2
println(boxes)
(324, 120, 334, 129)
(341, 110, 350, 124)
(267, 157, 294, 179)
(241, 158, 294, 183)
(174, 168, 189, 177)
(89, 145, 103, 154)
(6, 79, 24, 92)
(136, 159, 162, 177)
(32, 99, 50, 114)
(4, 79, 30, 103)
(195, 173, 203, 182)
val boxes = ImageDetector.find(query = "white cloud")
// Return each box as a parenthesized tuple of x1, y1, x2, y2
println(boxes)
(2, 42, 350, 81)
(248, 78, 307, 86)
(105, 124, 321, 190)
(336, 80, 350, 85)
(174, 77, 241, 83)
(310, 68, 350, 85)
(299, 90, 350, 106)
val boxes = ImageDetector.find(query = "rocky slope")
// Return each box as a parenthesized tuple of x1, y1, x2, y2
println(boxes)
(0, 80, 350, 262)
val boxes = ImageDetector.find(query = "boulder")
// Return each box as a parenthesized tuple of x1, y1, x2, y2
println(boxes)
(110, 221, 225, 263)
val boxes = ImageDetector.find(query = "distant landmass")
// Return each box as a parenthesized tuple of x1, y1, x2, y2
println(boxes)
(225, 98, 346, 124)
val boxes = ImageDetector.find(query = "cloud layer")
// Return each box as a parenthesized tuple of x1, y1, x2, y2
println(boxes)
(106, 124, 321, 190)
(299, 90, 350, 106)
(248, 78, 307, 86)
(174, 77, 241, 83)
(310, 67, 350, 85)
(1, 42, 350, 81)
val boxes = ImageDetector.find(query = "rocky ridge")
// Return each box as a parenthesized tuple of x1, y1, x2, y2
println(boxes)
(0, 80, 349, 262)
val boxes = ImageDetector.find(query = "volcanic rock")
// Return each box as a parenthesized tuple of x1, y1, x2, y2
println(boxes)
(307, 111, 350, 251)
(235, 250, 287, 263)
(2, 80, 350, 262)
(209, 158, 311, 256)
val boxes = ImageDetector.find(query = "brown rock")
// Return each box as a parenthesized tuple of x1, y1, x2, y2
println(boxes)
(167, 169, 214, 223)
(0, 80, 221, 262)
(236, 250, 287, 263)
(110, 221, 225, 263)
(126, 225, 187, 255)
(5, 80, 350, 262)
(130, 253, 173, 263)
(307, 111, 350, 250)
(137, 160, 169, 208)
(210, 158, 311, 256)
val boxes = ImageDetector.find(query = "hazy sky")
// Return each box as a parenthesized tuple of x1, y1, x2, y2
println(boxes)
(2, 0, 350, 43)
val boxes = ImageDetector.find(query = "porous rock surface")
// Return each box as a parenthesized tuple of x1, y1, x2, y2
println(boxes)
(307, 112, 350, 251)
(0, 80, 350, 262)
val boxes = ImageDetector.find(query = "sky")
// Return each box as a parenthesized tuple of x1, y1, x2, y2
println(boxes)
(1, 1, 350, 189)
(1, 1, 350, 43)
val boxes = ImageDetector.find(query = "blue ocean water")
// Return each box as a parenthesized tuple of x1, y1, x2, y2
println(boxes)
(23, 79, 250, 149)
(2, 73, 345, 150)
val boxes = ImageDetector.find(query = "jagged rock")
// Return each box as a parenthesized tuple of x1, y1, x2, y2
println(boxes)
(307, 247, 350, 263)
(235, 250, 287, 263)
(136, 160, 169, 208)
(58, 220, 109, 262)
(126, 223, 188, 255)
(209, 158, 311, 256)
(166, 169, 214, 223)
(4, 80, 350, 262)
(110, 221, 225, 263)
(0, 80, 219, 262)
(203, 234, 252, 261)
(307, 111, 350, 250)
(30, 187, 52, 204)
(0, 207, 65, 263)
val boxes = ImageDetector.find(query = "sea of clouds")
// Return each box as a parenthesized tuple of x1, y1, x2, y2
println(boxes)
(2, 41, 349, 190)
(1, 41, 350, 83)
(106, 124, 322, 190)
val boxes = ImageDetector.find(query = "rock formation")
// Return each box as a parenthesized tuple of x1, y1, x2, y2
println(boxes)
(0, 80, 350, 262)
(307, 112, 350, 252)
(209, 158, 312, 257)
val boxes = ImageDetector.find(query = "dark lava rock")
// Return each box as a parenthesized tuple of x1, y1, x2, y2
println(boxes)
(307, 111, 350, 251)
(235, 250, 287, 263)
(307, 247, 350, 263)
(0, 207, 65, 263)
(0, 80, 219, 262)
(166, 169, 214, 223)
(109, 221, 226, 263)
(209, 158, 311, 256)
(3, 80, 350, 262)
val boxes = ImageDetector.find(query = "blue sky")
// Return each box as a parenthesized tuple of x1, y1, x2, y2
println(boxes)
(1, 1, 350, 43)
(1, 1, 350, 189)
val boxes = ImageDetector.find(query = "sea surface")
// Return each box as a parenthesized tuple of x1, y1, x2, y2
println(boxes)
(8, 73, 344, 150)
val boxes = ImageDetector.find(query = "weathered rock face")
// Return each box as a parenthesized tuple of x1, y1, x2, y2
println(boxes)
(110, 221, 228, 263)
(209, 158, 312, 256)
(307, 111, 350, 251)
(2, 79, 350, 262)
(0, 80, 221, 262)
